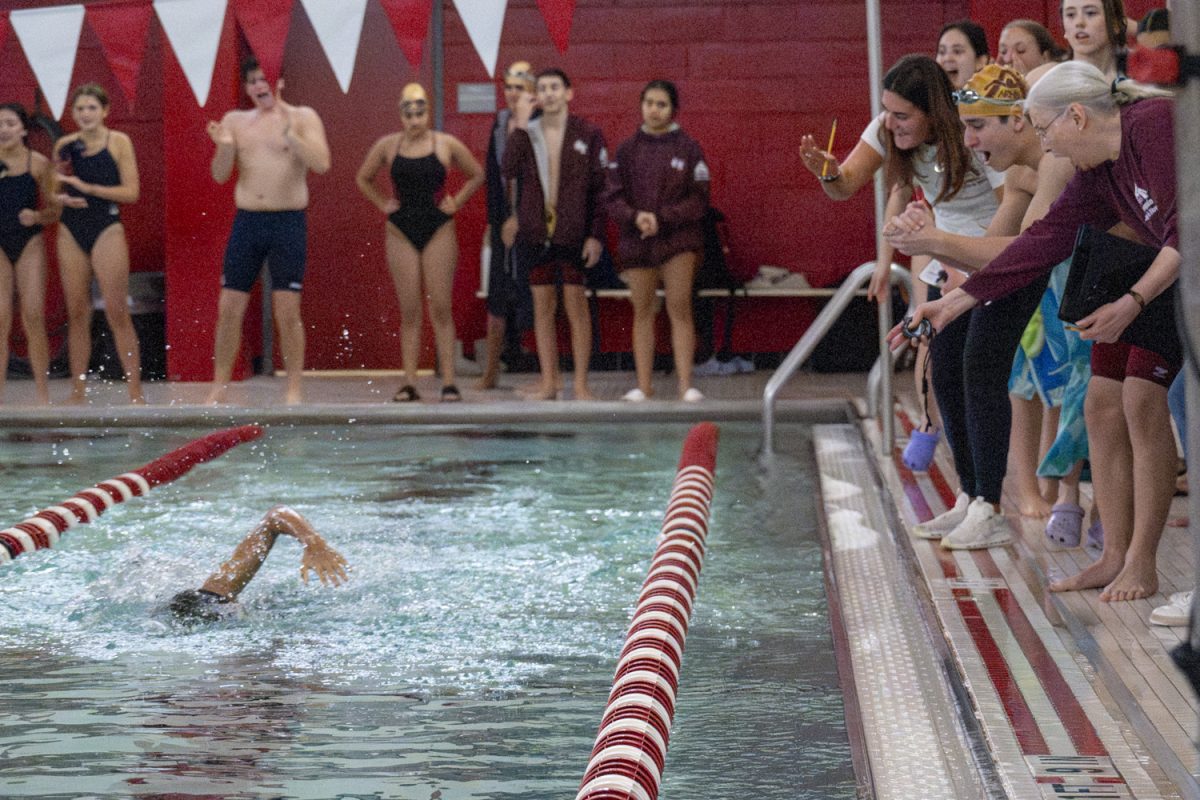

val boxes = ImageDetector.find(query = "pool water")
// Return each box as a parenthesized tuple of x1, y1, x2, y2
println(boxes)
(0, 422, 855, 799)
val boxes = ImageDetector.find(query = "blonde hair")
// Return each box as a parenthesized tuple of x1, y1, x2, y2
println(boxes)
(400, 83, 428, 108)
(1025, 60, 1171, 117)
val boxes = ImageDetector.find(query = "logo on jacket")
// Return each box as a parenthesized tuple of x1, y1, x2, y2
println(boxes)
(694, 160, 710, 181)
(1135, 184, 1159, 222)
(670, 157, 686, 171)
(574, 139, 587, 155)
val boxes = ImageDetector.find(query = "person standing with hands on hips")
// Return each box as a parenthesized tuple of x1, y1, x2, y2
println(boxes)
(502, 68, 607, 401)
(204, 58, 330, 406)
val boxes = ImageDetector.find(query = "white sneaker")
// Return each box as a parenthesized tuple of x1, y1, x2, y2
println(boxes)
(681, 388, 704, 403)
(912, 491, 971, 539)
(941, 498, 1011, 550)
(622, 388, 648, 402)
(1150, 591, 1193, 627)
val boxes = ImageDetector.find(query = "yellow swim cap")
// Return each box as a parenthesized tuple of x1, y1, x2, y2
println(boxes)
(505, 61, 535, 91)
(400, 83, 428, 109)
(956, 64, 1027, 117)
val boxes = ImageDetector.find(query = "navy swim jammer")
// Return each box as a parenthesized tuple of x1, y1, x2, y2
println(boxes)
(222, 210, 308, 293)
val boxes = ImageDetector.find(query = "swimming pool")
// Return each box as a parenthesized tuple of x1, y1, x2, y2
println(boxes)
(0, 422, 855, 798)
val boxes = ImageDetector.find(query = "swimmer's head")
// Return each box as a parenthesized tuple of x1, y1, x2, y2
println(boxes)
(69, 84, 111, 129)
(0, 103, 31, 143)
(958, 66, 1032, 171)
(400, 83, 429, 122)
(936, 19, 990, 89)
(168, 589, 240, 624)
(535, 68, 572, 114)
(955, 64, 1027, 118)
(504, 61, 536, 93)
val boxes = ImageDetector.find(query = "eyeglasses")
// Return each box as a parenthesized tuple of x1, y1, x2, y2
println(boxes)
(402, 110, 425, 120)
(952, 88, 1022, 107)
(1028, 107, 1067, 139)
(504, 83, 528, 92)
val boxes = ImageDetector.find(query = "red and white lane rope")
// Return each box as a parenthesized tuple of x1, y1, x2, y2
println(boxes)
(0, 424, 264, 565)
(577, 422, 719, 800)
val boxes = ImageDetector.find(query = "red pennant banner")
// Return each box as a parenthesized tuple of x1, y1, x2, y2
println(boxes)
(379, 0, 431, 69)
(86, 3, 152, 109)
(537, 0, 575, 54)
(232, 0, 293, 83)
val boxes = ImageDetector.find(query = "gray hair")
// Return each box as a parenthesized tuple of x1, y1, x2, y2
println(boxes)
(1025, 60, 1171, 117)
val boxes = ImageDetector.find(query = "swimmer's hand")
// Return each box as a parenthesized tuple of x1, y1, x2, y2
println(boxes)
(438, 195, 458, 215)
(513, 92, 537, 129)
(582, 237, 602, 269)
(798, 133, 838, 180)
(382, 198, 400, 215)
(18, 208, 39, 227)
(500, 215, 518, 248)
(634, 211, 658, 239)
(207, 120, 234, 147)
(883, 202, 940, 256)
(299, 539, 349, 587)
(55, 193, 87, 210)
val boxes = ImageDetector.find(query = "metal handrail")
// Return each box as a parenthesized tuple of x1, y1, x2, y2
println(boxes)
(761, 262, 911, 456)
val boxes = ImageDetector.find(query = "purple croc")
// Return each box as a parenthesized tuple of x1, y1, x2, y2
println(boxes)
(1045, 503, 1084, 548)
(902, 429, 940, 472)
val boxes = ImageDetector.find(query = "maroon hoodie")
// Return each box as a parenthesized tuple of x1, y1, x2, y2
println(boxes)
(604, 126, 709, 268)
(502, 114, 607, 249)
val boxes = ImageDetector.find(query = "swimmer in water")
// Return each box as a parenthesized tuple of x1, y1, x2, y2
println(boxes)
(169, 506, 348, 622)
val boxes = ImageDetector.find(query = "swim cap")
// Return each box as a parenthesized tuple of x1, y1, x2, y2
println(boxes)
(505, 61, 535, 91)
(401, 83, 428, 110)
(955, 64, 1027, 117)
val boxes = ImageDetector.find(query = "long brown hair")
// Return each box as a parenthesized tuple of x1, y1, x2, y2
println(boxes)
(881, 54, 973, 203)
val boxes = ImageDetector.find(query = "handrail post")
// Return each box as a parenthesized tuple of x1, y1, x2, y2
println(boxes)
(877, 263, 911, 456)
(761, 263, 910, 457)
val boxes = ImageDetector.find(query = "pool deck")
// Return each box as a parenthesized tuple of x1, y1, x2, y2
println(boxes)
(2, 366, 1197, 799)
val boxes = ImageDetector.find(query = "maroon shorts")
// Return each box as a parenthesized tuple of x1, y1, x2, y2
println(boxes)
(1090, 341, 1180, 388)
(524, 243, 587, 287)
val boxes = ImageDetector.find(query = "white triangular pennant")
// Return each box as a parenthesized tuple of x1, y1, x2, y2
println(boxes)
(299, 0, 368, 93)
(10, 5, 86, 120)
(452, 0, 507, 77)
(154, 0, 228, 107)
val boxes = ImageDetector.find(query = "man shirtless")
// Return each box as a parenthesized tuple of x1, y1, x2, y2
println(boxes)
(205, 58, 331, 405)
(502, 68, 606, 401)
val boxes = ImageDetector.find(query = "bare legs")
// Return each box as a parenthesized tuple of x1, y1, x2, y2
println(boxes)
(1008, 395, 1053, 518)
(205, 288, 305, 405)
(59, 225, 143, 404)
(626, 252, 698, 399)
(1050, 375, 1173, 601)
(477, 311, 506, 389)
(530, 282, 593, 400)
(0, 238, 50, 404)
(384, 221, 459, 393)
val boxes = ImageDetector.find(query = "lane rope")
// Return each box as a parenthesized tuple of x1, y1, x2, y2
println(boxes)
(576, 422, 719, 800)
(0, 425, 264, 565)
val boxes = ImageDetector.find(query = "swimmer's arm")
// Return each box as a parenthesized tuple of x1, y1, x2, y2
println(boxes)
(355, 136, 394, 213)
(445, 134, 485, 213)
(210, 114, 238, 184)
(83, 131, 140, 205)
(32, 153, 61, 224)
(285, 106, 331, 175)
(815, 138, 883, 201)
(265, 507, 349, 587)
(1020, 152, 1074, 231)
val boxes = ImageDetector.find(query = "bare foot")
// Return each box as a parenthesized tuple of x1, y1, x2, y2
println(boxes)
(526, 384, 558, 401)
(129, 394, 147, 405)
(518, 377, 561, 395)
(284, 389, 303, 406)
(573, 386, 597, 401)
(475, 375, 498, 390)
(1099, 559, 1158, 602)
(1167, 517, 1189, 528)
(1049, 554, 1124, 593)
(1014, 488, 1052, 519)
(204, 384, 228, 405)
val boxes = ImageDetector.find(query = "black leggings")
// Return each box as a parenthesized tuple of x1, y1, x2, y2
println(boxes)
(930, 274, 1051, 504)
